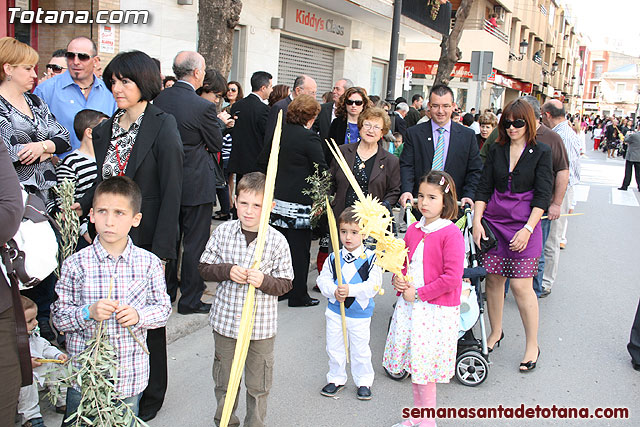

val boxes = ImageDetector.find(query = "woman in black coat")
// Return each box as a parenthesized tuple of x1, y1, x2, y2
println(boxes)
(473, 99, 552, 373)
(76, 50, 183, 419)
(328, 86, 371, 147)
(273, 94, 327, 307)
(78, 51, 183, 261)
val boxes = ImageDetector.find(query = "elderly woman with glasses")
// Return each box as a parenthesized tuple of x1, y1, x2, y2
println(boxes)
(473, 99, 553, 373)
(330, 107, 401, 222)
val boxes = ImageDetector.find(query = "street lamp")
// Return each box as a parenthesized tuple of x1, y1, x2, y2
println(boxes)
(543, 61, 559, 77)
(509, 40, 529, 61)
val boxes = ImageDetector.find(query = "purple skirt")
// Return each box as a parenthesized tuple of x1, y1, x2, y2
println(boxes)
(482, 182, 542, 278)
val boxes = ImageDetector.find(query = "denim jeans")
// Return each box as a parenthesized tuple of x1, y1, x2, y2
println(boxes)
(62, 387, 141, 426)
(505, 218, 550, 296)
(532, 218, 551, 296)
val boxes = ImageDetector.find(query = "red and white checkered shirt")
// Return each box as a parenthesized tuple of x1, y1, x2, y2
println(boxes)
(200, 220, 294, 340)
(52, 236, 171, 398)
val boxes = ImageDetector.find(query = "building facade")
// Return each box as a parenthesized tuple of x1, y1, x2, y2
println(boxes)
(3, 0, 449, 101)
(583, 49, 640, 118)
(402, 0, 583, 112)
(3, 0, 587, 113)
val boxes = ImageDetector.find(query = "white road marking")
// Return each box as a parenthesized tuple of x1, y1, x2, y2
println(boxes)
(573, 185, 590, 203)
(611, 188, 639, 207)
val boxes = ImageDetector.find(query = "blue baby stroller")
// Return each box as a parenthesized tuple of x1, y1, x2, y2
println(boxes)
(383, 204, 491, 386)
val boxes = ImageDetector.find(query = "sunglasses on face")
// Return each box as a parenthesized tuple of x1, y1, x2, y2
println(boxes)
(346, 99, 364, 106)
(227, 87, 237, 92)
(503, 119, 526, 129)
(65, 52, 93, 61)
(46, 64, 66, 73)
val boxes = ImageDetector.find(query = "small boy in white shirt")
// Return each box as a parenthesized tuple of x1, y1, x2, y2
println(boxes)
(317, 207, 382, 400)
(18, 296, 68, 427)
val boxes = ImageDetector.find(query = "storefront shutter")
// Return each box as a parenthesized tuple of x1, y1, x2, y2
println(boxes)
(278, 36, 335, 101)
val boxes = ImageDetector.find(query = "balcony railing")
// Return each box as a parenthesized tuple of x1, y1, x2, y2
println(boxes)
(465, 19, 509, 44)
(482, 20, 509, 44)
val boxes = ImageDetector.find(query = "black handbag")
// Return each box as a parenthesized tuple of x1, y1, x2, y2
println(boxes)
(478, 217, 498, 253)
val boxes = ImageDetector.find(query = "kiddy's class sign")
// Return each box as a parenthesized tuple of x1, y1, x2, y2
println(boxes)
(284, 0, 352, 46)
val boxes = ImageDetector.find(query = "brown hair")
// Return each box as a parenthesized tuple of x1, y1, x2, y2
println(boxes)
(20, 296, 37, 312)
(335, 86, 370, 119)
(226, 80, 244, 102)
(236, 171, 266, 196)
(338, 207, 359, 227)
(287, 94, 320, 126)
(357, 107, 392, 135)
(418, 171, 458, 220)
(478, 111, 498, 127)
(496, 99, 538, 146)
(0, 37, 39, 81)
(269, 84, 290, 107)
(94, 176, 142, 213)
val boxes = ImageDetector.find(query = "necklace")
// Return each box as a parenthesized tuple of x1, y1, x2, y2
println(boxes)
(346, 122, 360, 144)
(78, 79, 94, 95)
(115, 143, 132, 176)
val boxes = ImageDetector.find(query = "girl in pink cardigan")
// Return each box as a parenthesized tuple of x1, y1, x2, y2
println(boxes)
(384, 171, 465, 427)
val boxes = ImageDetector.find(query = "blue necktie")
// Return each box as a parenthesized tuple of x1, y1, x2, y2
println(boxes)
(432, 127, 446, 170)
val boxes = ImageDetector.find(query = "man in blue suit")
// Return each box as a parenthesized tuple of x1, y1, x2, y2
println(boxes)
(399, 84, 482, 209)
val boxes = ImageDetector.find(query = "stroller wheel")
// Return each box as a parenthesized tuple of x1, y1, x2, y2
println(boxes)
(384, 366, 410, 381)
(455, 350, 488, 387)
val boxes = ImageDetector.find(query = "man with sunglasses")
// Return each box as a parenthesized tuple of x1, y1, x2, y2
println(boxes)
(37, 49, 67, 84)
(34, 36, 116, 158)
(399, 84, 482, 211)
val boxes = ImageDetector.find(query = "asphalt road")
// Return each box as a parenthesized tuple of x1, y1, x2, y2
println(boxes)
(34, 142, 640, 426)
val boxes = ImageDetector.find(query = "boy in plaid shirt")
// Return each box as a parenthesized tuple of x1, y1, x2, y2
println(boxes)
(52, 176, 171, 424)
(199, 172, 293, 427)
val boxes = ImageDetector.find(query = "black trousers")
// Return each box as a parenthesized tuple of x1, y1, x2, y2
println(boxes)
(621, 160, 640, 190)
(138, 243, 170, 417)
(167, 203, 213, 311)
(138, 326, 167, 416)
(628, 298, 640, 365)
(274, 226, 311, 304)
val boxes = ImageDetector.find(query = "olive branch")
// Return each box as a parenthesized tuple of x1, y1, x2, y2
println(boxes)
(301, 163, 334, 228)
(47, 279, 149, 426)
(53, 179, 80, 277)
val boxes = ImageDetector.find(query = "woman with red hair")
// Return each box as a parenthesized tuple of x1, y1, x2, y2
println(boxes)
(473, 99, 553, 372)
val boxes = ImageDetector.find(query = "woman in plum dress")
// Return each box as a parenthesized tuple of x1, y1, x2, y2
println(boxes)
(473, 99, 553, 372)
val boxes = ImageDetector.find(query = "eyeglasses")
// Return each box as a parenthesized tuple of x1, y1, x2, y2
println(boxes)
(65, 52, 93, 61)
(503, 119, 526, 129)
(227, 87, 237, 92)
(46, 64, 66, 73)
(345, 99, 364, 106)
(362, 122, 382, 132)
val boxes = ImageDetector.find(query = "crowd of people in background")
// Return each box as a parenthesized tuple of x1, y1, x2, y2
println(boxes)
(1, 33, 639, 427)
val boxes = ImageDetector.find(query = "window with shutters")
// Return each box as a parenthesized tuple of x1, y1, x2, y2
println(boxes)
(278, 36, 335, 101)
